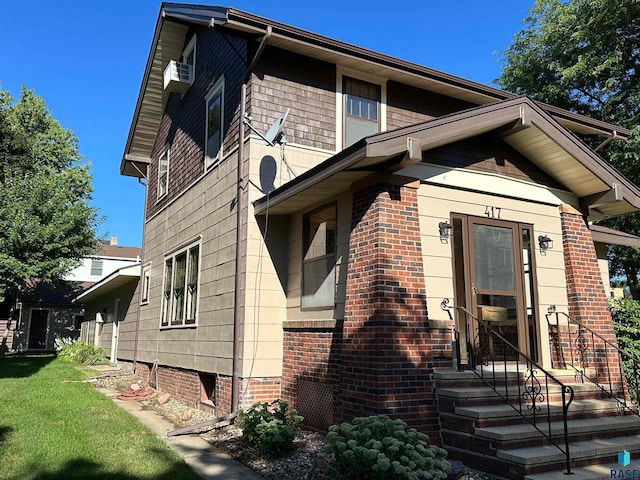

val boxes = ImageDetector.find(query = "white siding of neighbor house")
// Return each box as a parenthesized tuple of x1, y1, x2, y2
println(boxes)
(66, 257, 140, 283)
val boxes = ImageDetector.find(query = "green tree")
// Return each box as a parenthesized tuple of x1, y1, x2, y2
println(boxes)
(0, 85, 100, 353)
(497, 0, 640, 298)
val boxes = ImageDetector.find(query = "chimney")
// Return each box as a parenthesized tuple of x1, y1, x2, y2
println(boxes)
(110, 236, 118, 246)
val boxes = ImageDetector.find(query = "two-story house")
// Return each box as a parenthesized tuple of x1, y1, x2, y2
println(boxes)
(111, 4, 640, 476)
(9, 238, 141, 352)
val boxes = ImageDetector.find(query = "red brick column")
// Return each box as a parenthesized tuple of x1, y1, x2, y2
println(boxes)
(560, 204, 623, 387)
(335, 176, 451, 441)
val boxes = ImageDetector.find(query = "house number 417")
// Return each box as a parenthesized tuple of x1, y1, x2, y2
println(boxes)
(485, 206, 501, 219)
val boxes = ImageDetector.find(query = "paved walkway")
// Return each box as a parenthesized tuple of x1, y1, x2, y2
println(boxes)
(96, 387, 263, 480)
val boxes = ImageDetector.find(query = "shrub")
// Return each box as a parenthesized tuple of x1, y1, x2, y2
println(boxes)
(610, 298, 640, 399)
(322, 415, 450, 480)
(237, 399, 303, 457)
(57, 339, 108, 365)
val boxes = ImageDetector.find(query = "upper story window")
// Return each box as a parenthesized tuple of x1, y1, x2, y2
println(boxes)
(302, 204, 337, 309)
(182, 35, 196, 79)
(90, 259, 103, 276)
(336, 69, 387, 151)
(157, 145, 170, 200)
(205, 76, 224, 170)
(344, 77, 381, 148)
(161, 240, 200, 327)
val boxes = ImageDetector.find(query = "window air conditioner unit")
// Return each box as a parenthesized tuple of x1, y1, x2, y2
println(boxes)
(163, 60, 193, 93)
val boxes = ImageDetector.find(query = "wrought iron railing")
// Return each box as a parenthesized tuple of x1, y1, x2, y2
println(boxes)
(454, 306, 574, 475)
(546, 307, 640, 415)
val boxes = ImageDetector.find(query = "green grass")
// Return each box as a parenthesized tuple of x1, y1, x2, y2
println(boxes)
(0, 355, 202, 480)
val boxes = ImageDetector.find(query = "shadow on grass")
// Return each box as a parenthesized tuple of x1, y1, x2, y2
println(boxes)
(14, 447, 204, 480)
(0, 353, 55, 379)
(0, 425, 13, 444)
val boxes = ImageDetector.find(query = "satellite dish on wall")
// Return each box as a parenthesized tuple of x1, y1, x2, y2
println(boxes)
(264, 108, 290, 145)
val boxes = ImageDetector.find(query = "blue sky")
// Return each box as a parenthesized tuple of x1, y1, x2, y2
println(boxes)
(0, 1, 533, 247)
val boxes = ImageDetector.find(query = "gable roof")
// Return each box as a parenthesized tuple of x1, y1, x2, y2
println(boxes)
(121, 3, 630, 178)
(253, 97, 640, 219)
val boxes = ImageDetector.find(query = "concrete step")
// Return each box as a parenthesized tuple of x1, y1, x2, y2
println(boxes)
(496, 434, 640, 468)
(476, 415, 640, 443)
(454, 398, 620, 421)
(436, 382, 600, 403)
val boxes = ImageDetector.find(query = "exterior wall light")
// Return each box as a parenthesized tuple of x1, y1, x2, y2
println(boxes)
(439, 221, 453, 241)
(538, 235, 553, 251)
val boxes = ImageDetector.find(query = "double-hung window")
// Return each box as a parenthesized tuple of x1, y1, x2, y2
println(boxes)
(302, 204, 337, 309)
(161, 241, 200, 326)
(343, 76, 381, 148)
(90, 259, 103, 276)
(158, 145, 170, 199)
(182, 35, 196, 83)
(205, 77, 224, 170)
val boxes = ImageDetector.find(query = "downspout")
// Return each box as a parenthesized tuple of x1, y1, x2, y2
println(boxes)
(132, 175, 148, 373)
(594, 130, 618, 152)
(232, 25, 272, 414)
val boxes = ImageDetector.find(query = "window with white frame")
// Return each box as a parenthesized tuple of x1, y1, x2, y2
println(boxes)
(302, 204, 337, 309)
(157, 145, 170, 199)
(343, 76, 380, 148)
(182, 35, 196, 81)
(161, 242, 200, 326)
(141, 264, 151, 305)
(205, 77, 224, 169)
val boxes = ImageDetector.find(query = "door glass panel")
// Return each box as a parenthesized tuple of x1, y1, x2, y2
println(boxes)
(473, 225, 515, 291)
(522, 228, 538, 361)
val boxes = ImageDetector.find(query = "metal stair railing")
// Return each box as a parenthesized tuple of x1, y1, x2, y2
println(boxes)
(546, 307, 640, 415)
(454, 306, 574, 475)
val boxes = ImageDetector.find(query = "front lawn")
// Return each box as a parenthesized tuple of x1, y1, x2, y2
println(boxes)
(0, 355, 201, 480)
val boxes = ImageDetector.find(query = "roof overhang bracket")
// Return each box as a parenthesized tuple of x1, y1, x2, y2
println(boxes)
(495, 105, 532, 138)
(579, 183, 624, 210)
(244, 25, 272, 82)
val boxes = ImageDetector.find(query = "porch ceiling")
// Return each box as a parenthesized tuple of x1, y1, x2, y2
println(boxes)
(254, 97, 640, 218)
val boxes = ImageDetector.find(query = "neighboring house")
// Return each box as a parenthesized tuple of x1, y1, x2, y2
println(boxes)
(101, 4, 640, 476)
(11, 239, 141, 352)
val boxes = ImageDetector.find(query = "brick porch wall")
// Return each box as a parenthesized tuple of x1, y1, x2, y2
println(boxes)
(335, 176, 452, 441)
(560, 204, 624, 388)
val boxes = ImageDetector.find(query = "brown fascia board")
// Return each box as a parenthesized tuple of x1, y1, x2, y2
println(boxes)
(591, 224, 640, 248)
(536, 101, 632, 139)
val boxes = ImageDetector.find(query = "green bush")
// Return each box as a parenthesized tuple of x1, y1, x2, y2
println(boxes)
(322, 415, 450, 480)
(610, 298, 640, 399)
(57, 339, 109, 365)
(237, 399, 303, 457)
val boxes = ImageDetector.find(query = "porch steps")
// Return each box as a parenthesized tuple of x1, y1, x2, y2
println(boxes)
(435, 368, 638, 479)
(525, 461, 637, 480)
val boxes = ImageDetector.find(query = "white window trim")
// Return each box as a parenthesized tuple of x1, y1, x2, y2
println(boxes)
(160, 238, 201, 328)
(204, 76, 225, 170)
(182, 35, 196, 83)
(157, 144, 170, 201)
(140, 263, 151, 305)
(335, 66, 387, 152)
